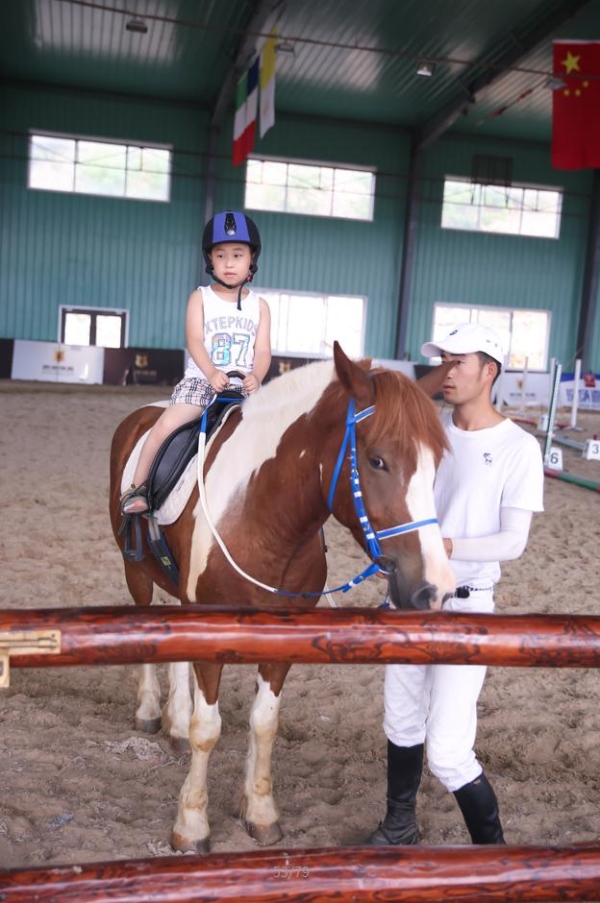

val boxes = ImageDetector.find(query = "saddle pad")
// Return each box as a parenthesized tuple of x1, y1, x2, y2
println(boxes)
(121, 402, 238, 526)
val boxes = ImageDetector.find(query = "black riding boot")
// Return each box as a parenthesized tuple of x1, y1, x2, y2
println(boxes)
(453, 771, 505, 844)
(366, 741, 423, 845)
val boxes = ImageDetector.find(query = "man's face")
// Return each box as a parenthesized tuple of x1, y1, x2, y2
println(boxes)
(440, 351, 495, 405)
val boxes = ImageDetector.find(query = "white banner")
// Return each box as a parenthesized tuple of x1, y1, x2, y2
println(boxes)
(11, 340, 105, 384)
(499, 371, 552, 408)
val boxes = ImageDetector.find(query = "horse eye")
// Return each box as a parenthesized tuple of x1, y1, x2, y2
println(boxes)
(368, 455, 387, 471)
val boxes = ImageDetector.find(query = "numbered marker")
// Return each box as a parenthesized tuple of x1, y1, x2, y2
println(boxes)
(546, 447, 564, 471)
(583, 439, 600, 461)
(537, 415, 549, 432)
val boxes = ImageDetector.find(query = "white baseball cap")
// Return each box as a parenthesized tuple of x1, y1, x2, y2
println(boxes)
(420, 323, 505, 365)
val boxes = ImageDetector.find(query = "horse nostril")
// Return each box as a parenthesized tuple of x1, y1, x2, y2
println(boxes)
(409, 582, 436, 611)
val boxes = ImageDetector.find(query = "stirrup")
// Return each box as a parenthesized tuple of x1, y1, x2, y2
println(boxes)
(120, 483, 149, 515)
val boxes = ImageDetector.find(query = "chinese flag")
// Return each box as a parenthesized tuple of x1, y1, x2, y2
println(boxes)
(552, 40, 600, 170)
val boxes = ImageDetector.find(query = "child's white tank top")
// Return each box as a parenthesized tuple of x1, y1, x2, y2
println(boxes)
(184, 285, 261, 379)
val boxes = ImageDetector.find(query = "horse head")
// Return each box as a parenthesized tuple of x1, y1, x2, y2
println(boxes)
(327, 342, 455, 611)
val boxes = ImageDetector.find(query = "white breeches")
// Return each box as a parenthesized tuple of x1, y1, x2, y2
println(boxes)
(383, 589, 494, 793)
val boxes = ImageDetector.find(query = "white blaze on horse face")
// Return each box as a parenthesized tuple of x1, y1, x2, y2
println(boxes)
(187, 361, 335, 598)
(405, 443, 455, 610)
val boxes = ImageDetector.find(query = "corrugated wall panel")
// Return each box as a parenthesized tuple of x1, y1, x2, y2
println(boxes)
(406, 134, 594, 368)
(0, 83, 206, 349)
(211, 115, 411, 357)
(1, 82, 598, 370)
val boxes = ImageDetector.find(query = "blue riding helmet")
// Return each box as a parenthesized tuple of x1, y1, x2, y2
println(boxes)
(202, 211, 261, 275)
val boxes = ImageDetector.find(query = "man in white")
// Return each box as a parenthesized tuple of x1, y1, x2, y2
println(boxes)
(367, 323, 544, 845)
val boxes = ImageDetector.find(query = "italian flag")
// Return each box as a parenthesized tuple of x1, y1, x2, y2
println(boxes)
(233, 58, 259, 168)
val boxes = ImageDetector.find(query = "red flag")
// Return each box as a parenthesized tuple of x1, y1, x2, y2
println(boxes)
(232, 59, 259, 168)
(552, 41, 600, 170)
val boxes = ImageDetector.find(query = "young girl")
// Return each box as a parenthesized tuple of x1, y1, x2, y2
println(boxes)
(120, 211, 271, 515)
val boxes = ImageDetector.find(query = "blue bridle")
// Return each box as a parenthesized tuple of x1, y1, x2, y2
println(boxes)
(327, 399, 439, 578)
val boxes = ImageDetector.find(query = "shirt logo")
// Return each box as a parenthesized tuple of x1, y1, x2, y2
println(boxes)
(483, 452, 493, 466)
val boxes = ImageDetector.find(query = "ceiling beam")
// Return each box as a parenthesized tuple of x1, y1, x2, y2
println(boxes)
(209, 0, 280, 127)
(416, 0, 596, 151)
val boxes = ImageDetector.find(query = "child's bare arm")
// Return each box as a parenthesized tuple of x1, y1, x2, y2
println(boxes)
(244, 298, 272, 391)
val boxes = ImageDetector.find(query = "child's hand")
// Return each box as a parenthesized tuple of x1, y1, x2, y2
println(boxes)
(209, 370, 229, 392)
(243, 373, 260, 394)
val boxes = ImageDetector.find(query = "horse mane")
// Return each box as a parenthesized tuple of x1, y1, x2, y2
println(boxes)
(242, 359, 335, 422)
(242, 358, 446, 465)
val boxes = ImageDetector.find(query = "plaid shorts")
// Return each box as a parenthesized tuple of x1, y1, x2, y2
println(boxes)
(169, 376, 249, 408)
(169, 377, 217, 408)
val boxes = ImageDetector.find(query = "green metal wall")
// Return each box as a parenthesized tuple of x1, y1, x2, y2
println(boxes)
(208, 113, 411, 357)
(1, 81, 599, 370)
(0, 83, 206, 349)
(408, 134, 598, 370)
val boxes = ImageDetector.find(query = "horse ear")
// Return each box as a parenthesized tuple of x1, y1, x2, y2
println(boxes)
(417, 360, 453, 397)
(333, 341, 375, 406)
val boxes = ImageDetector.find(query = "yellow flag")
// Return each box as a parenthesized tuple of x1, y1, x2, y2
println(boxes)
(260, 27, 277, 139)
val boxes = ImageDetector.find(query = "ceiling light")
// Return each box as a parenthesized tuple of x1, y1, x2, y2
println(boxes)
(126, 18, 148, 34)
(275, 41, 295, 55)
(416, 61, 435, 77)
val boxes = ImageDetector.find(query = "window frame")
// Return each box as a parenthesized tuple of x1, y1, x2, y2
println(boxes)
(58, 305, 129, 349)
(441, 175, 563, 240)
(28, 130, 172, 203)
(428, 302, 551, 372)
(261, 288, 367, 358)
(245, 154, 376, 222)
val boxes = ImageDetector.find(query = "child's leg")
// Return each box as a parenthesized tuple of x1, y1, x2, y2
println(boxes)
(132, 403, 202, 487)
(121, 403, 203, 514)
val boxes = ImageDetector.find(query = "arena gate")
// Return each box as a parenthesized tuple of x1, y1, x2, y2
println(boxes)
(1, 605, 600, 902)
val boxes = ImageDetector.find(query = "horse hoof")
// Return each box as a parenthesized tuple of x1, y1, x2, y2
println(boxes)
(135, 716, 162, 734)
(171, 831, 210, 855)
(169, 735, 191, 755)
(244, 819, 284, 846)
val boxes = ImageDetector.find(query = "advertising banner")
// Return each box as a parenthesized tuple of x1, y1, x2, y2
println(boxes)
(11, 341, 104, 384)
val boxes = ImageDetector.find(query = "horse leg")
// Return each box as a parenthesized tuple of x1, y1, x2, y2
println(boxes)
(239, 662, 290, 845)
(171, 662, 223, 854)
(122, 562, 165, 734)
(162, 662, 192, 754)
(135, 664, 162, 733)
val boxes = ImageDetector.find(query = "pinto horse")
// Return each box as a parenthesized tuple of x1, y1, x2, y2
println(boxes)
(109, 342, 455, 853)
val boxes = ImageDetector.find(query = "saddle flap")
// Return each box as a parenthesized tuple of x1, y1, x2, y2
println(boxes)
(147, 393, 245, 513)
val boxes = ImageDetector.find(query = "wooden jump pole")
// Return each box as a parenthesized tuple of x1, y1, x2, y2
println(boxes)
(3, 606, 600, 673)
(1, 844, 600, 902)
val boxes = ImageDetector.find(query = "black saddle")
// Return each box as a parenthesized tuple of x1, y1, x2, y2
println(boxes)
(146, 387, 244, 512)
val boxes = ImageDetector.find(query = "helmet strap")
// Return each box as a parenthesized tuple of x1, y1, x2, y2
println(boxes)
(208, 269, 252, 311)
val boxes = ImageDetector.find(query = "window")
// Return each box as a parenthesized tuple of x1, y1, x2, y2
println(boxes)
(29, 133, 171, 202)
(429, 304, 550, 371)
(262, 290, 365, 357)
(441, 177, 562, 239)
(245, 156, 375, 221)
(59, 306, 127, 348)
